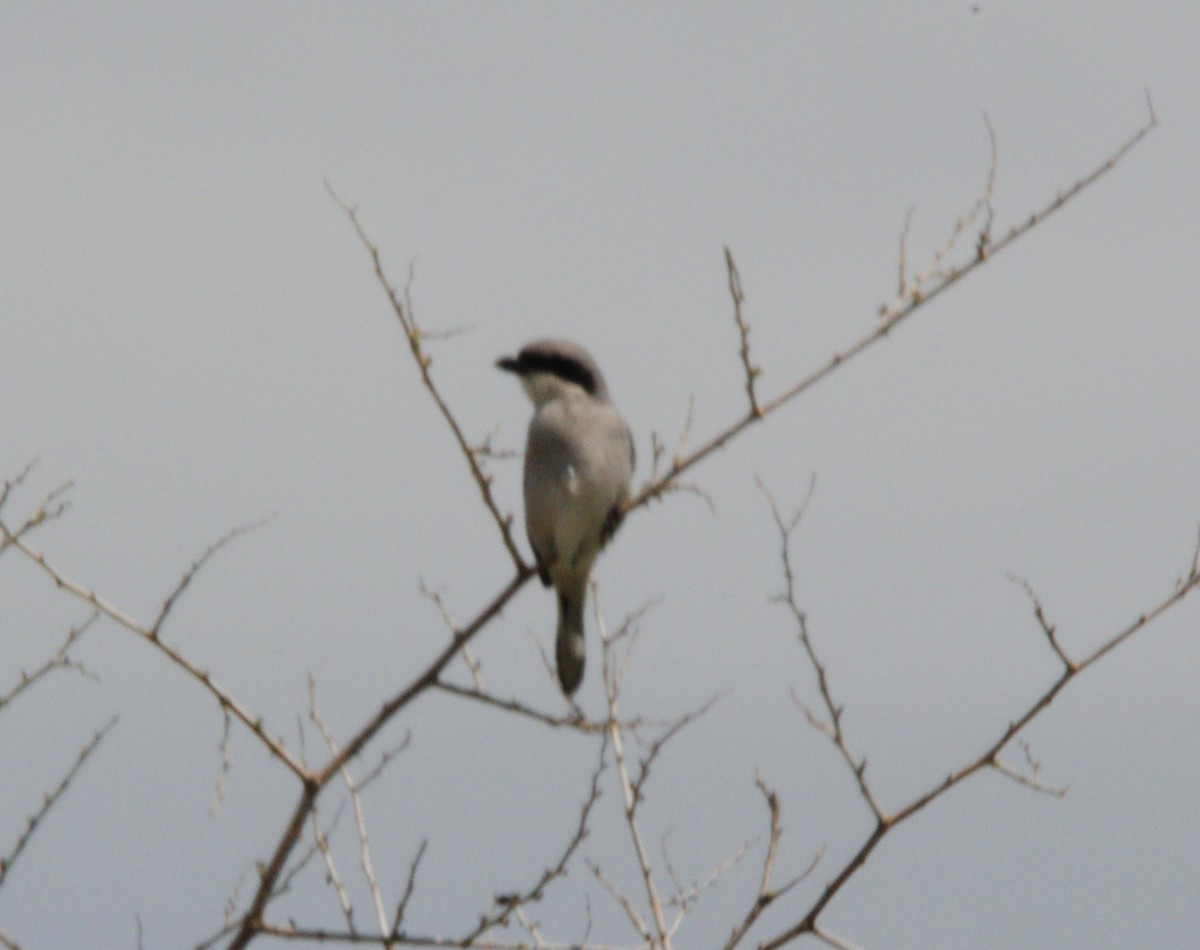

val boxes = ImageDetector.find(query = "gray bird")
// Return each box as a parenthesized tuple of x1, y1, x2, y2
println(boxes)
(497, 339, 635, 695)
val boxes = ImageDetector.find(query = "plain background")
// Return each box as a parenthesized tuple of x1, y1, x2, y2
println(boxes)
(3, 4, 1199, 948)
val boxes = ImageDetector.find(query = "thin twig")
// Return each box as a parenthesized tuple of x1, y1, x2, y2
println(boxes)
(886, 115, 998, 320)
(1008, 574, 1076, 671)
(151, 516, 276, 638)
(760, 478, 884, 820)
(599, 603, 671, 949)
(722, 775, 823, 950)
(0, 611, 99, 712)
(813, 927, 865, 950)
(419, 579, 484, 690)
(586, 859, 650, 944)
(662, 830, 754, 936)
(725, 246, 761, 417)
(458, 734, 607, 942)
(390, 839, 427, 937)
(0, 716, 118, 889)
(4, 531, 308, 783)
(325, 181, 526, 573)
(759, 534, 1200, 949)
(310, 800, 356, 933)
(226, 569, 533, 949)
(0, 464, 74, 556)
(631, 693, 725, 805)
(990, 750, 1068, 798)
(209, 705, 233, 815)
(309, 678, 390, 939)
(256, 921, 604, 947)
(431, 680, 605, 733)
(631, 105, 1157, 515)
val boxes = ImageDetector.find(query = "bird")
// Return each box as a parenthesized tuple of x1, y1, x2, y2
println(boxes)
(497, 339, 635, 695)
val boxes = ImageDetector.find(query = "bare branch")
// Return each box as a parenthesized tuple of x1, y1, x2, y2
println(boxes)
(358, 732, 413, 793)
(631, 108, 1157, 515)
(1187, 524, 1200, 587)
(0, 464, 75, 559)
(632, 693, 725, 806)
(309, 678, 390, 939)
(724, 246, 761, 417)
(586, 859, 650, 944)
(812, 927, 865, 950)
(512, 906, 547, 948)
(0, 611, 99, 712)
(1, 716, 118, 889)
(662, 828, 754, 937)
(389, 839, 427, 937)
(991, 744, 1068, 799)
(319, 569, 532, 784)
(209, 705, 233, 815)
(885, 114, 998, 321)
(896, 204, 915, 298)
(0, 460, 40, 510)
(672, 396, 697, 470)
(759, 532, 1200, 949)
(5, 531, 309, 783)
(1008, 574, 1076, 671)
(256, 920, 605, 947)
(325, 181, 526, 574)
(418, 579, 484, 690)
(431, 679, 605, 733)
(759, 478, 884, 821)
(309, 799, 356, 934)
(599, 603, 671, 949)
(458, 733, 606, 943)
(722, 776, 823, 950)
(468, 424, 521, 464)
(151, 516, 275, 638)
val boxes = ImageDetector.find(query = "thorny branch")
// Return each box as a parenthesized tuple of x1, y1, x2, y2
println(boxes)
(759, 476, 885, 820)
(0, 716, 118, 890)
(1, 104, 1165, 950)
(431, 678, 605, 733)
(223, 570, 530, 949)
(0, 611, 98, 712)
(888, 115, 998, 321)
(598, 604, 671, 949)
(0, 461, 73, 558)
(725, 246, 761, 417)
(309, 679, 392, 940)
(754, 498, 1200, 949)
(458, 734, 606, 944)
(1009, 574, 1076, 671)
(390, 839, 427, 938)
(629, 99, 1157, 514)
(722, 776, 822, 950)
(2, 524, 307, 783)
(324, 181, 526, 575)
(661, 832, 755, 940)
(419, 578, 485, 691)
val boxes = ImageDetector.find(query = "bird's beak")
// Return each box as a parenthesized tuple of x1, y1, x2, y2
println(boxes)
(496, 356, 522, 374)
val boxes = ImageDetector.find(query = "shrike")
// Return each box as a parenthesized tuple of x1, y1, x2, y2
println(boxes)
(497, 339, 635, 695)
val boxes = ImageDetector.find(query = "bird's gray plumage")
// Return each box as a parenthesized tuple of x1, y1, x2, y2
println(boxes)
(497, 339, 634, 695)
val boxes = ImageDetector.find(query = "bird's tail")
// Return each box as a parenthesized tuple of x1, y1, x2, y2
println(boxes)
(555, 580, 587, 696)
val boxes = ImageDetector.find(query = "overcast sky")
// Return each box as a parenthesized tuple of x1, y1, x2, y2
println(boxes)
(3, 4, 1199, 949)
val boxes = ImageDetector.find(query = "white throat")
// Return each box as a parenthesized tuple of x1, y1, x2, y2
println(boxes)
(520, 371, 588, 409)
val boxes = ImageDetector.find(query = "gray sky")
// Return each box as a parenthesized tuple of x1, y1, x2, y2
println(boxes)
(3, 4, 1199, 948)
